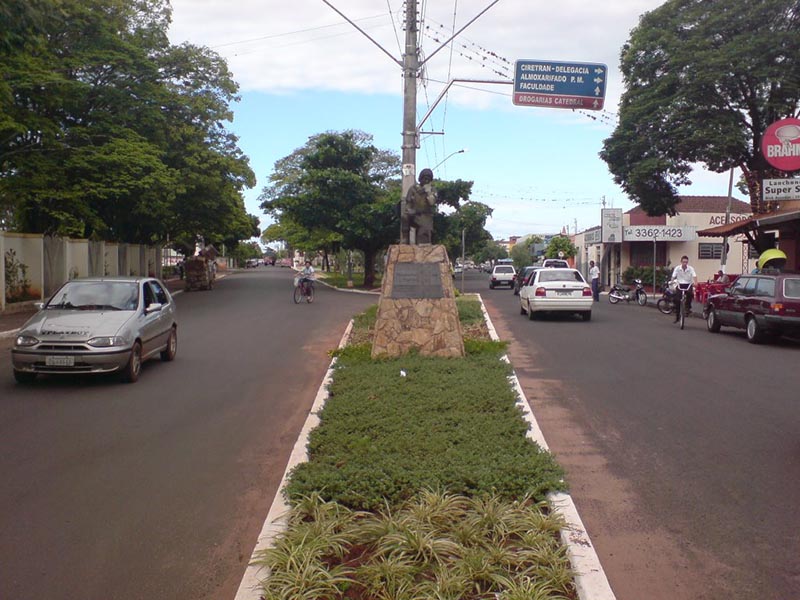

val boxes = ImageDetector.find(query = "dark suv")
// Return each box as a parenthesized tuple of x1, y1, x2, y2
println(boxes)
(513, 266, 540, 295)
(704, 272, 800, 343)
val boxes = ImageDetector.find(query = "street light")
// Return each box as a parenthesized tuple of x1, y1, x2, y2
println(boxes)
(432, 148, 468, 171)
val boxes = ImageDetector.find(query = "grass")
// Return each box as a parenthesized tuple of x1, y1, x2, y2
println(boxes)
(254, 296, 574, 599)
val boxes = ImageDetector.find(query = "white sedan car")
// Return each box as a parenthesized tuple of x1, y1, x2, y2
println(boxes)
(519, 268, 593, 321)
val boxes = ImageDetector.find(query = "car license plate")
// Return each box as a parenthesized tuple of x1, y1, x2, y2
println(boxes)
(556, 290, 573, 296)
(46, 355, 75, 367)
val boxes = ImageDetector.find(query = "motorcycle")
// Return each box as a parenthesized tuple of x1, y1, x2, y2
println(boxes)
(656, 279, 676, 315)
(608, 278, 647, 306)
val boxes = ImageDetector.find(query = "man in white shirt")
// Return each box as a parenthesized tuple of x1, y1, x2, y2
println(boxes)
(589, 260, 600, 302)
(671, 255, 697, 322)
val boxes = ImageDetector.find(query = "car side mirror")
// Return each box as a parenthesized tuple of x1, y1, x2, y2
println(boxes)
(145, 302, 162, 314)
(35, 302, 45, 311)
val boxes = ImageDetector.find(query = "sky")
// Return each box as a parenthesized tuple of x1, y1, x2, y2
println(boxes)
(166, 0, 735, 241)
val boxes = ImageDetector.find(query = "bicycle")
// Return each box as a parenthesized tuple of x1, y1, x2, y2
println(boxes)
(293, 277, 315, 304)
(675, 282, 693, 330)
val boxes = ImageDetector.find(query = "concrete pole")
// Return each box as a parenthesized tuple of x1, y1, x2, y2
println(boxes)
(400, 0, 419, 244)
(720, 167, 735, 273)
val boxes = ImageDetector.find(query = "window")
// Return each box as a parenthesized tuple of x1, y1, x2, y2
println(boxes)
(783, 278, 800, 299)
(745, 243, 760, 259)
(698, 243, 723, 260)
(742, 277, 758, 296)
(538, 270, 584, 283)
(730, 277, 749, 295)
(755, 277, 775, 297)
(149, 281, 168, 304)
(143, 283, 156, 306)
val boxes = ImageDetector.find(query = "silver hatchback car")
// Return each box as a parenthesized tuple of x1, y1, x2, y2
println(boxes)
(11, 277, 177, 384)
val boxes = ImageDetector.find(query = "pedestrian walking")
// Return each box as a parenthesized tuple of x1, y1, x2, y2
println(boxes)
(589, 260, 600, 302)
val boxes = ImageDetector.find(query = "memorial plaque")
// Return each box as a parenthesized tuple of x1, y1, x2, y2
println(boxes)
(391, 262, 444, 299)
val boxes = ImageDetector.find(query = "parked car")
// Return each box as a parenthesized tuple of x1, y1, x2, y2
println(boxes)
(704, 271, 800, 343)
(541, 258, 570, 268)
(513, 266, 541, 295)
(11, 277, 178, 383)
(490, 264, 516, 289)
(245, 258, 259, 268)
(519, 268, 593, 320)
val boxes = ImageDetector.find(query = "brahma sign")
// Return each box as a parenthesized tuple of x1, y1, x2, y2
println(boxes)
(761, 117, 800, 171)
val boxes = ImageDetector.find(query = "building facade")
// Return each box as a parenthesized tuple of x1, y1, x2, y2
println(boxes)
(574, 196, 754, 287)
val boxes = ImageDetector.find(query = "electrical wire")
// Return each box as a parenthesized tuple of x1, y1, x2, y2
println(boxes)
(208, 13, 387, 49)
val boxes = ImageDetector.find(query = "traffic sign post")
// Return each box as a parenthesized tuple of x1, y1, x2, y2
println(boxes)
(513, 59, 607, 110)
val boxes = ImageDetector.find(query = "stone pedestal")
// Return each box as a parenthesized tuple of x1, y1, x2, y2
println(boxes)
(372, 244, 464, 358)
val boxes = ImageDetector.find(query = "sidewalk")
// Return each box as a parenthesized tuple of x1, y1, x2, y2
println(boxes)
(0, 276, 188, 337)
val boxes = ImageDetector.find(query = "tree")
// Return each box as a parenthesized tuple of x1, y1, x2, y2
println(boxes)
(510, 234, 543, 270)
(601, 0, 800, 228)
(473, 241, 508, 265)
(260, 131, 401, 287)
(545, 236, 577, 260)
(0, 0, 257, 246)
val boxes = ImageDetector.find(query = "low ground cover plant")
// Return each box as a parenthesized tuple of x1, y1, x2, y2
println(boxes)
(255, 296, 573, 599)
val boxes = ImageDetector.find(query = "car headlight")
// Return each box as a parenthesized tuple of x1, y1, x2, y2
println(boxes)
(15, 335, 40, 347)
(87, 336, 129, 348)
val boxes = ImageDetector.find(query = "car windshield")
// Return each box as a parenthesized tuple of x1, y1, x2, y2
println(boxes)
(46, 281, 139, 311)
(538, 270, 584, 283)
(495, 266, 514, 273)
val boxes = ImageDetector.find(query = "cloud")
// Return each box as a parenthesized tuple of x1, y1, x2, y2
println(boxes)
(168, 0, 664, 108)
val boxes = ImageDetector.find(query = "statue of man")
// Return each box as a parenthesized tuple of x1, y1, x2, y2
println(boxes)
(401, 168, 436, 244)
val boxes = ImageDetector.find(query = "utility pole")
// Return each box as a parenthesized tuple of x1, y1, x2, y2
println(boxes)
(401, 0, 419, 205)
(321, 0, 503, 243)
(720, 167, 735, 273)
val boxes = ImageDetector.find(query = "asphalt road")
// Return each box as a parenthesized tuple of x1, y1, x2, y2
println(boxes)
(0, 269, 376, 600)
(462, 269, 800, 600)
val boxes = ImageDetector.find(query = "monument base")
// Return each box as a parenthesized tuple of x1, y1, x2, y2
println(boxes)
(372, 244, 465, 358)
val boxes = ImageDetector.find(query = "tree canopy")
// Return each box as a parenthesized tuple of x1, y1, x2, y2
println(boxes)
(260, 130, 489, 285)
(0, 0, 257, 246)
(544, 236, 577, 260)
(260, 131, 401, 287)
(601, 0, 800, 217)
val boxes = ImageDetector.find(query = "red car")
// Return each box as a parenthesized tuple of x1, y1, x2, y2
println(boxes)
(704, 272, 800, 343)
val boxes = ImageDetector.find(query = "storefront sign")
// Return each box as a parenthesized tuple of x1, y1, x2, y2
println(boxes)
(623, 225, 697, 241)
(601, 209, 623, 243)
(584, 229, 601, 244)
(762, 177, 800, 201)
(707, 214, 751, 225)
(761, 118, 800, 171)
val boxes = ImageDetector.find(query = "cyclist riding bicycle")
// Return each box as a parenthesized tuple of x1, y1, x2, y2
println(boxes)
(670, 255, 697, 323)
(299, 260, 315, 294)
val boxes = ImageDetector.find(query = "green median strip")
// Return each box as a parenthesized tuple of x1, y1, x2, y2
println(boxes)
(254, 296, 575, 600)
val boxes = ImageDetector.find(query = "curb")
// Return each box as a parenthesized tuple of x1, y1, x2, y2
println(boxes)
(477, 294, 616, 600)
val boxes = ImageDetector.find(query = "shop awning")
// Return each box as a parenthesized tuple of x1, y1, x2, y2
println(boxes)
(697, 210, 800, 237)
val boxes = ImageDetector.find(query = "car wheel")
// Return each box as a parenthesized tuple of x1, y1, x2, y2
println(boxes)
(745, 316, 765, 344)
(581, 311, 592, 321)
(706, 307, 721, 333)
(122, 342, 142, 383)
(489, 283, 495, 289)
(13, 370, 37, 384)
(528, 301, 536, 320)
(160, 327, 177, 361)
